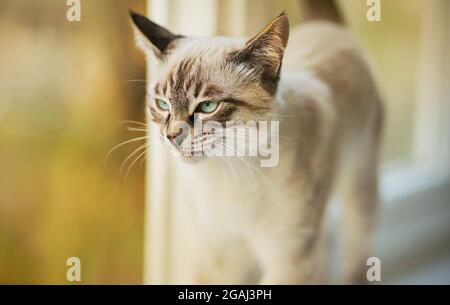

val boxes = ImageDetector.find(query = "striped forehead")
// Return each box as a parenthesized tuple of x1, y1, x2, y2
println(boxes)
(152, 38, 248, 92)
(152, 57, 227, 108)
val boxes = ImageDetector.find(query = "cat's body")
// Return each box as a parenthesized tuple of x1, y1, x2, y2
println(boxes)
(131, 0, 382, 284)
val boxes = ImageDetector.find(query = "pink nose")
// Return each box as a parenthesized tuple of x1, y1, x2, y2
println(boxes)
(166, 130, 183, 145)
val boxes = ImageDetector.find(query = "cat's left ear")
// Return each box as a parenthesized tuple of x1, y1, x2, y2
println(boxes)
(230, 12, 289, 82)
(130, 11, 181, 59)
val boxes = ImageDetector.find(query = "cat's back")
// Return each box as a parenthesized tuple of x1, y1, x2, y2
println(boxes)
(283, 21, 362, 72)
(282, 21, 382, 134)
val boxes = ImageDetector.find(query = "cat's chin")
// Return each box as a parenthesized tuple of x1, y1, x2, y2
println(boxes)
(177, 154, 206, 164)
(169, 147, 206, 164)
(165, 140, 211, 164)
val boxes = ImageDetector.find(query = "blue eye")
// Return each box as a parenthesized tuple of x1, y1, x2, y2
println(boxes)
(156, 99, 170, 111)
(199, 101, 219, 113)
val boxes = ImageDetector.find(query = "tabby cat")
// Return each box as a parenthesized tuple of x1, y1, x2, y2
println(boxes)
(131, 0, 383, 284)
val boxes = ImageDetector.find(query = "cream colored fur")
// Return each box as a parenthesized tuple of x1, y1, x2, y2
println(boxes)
(134, 14, 382, 284)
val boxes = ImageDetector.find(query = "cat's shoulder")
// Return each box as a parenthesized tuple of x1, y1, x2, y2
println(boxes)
(285, 21, 363, 67)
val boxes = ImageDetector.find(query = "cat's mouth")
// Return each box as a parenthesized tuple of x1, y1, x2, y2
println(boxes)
(164, 133, 220, 163)
(170, 146, 207, 163)
(178, 154, 206, 164)
(164, 139, 209, 163)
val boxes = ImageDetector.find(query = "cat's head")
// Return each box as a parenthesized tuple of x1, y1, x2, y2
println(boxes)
(130, 12, 289, 162)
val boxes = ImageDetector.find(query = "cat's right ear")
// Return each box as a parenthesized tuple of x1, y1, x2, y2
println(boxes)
(130, 11, 181, 59)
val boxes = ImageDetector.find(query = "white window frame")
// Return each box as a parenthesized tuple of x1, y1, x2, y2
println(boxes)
(381, 0, 449, 204)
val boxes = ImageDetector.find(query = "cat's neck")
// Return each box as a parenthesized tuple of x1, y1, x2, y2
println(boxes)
(275, 69, 331, 115)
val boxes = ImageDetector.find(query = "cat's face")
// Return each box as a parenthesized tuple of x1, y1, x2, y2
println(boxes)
(131, 12, 289, 162)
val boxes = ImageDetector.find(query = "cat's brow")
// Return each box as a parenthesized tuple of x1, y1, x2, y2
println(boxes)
(153, 57, 269, 114)
(224, 98, 271, 113)
(193, 80, 203, 98)
(171, 58, 196, 97)
(203, 84, 223, 97)
(164, 61, 226, 100)
(154, 83, 164, 95)
(153, 58, 204, 100)
(212, 104, 237, 123)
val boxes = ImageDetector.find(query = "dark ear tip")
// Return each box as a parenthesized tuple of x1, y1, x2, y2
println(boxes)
(129, 10, 141, 22)
(278, 11, 289, 24)
(129, 11, 150, 27)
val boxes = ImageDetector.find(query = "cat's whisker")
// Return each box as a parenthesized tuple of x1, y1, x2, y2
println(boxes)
(205, 148, 232, 179)
(220, 135, 290, 176)
(214, 138, 255, 179)
(218, 138, 273, 186)
(236, 155, 273, 186)
(201, 137, 220, 147)
(221, 158, 236, 180)
(212, 129, 293, 141)
(123, 148, 149, 182)
(212, 142, 239, 181)
(204, 133, 281, 150)
(139, 153, 147, 169)
(104, 135, 149, 163)
(222, 143, 255, 180)
(228, 135, 281, 149)
(120, 120, 148, 127)
(124, 80, 147, 90)
(120, 143, 148, 175)
(124, 79, 147, 84)
(126, 127, 148, 132)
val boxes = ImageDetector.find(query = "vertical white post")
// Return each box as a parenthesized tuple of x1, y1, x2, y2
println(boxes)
(415, 0, 450, 171)
(171, 0, 218, 36)
(144, 0, 172, 285)
(143, 0, 220, 284)
(218, 0, 247, 36)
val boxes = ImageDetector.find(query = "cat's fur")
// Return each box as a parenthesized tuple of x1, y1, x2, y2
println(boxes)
(131, 0, 383, 284)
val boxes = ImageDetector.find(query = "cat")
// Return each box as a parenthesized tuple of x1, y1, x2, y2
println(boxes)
(130, 0, 383, 284)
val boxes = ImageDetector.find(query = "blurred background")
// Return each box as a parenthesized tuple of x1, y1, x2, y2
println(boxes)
(0, 0, 147, 284)
(0, 0, 449, 284)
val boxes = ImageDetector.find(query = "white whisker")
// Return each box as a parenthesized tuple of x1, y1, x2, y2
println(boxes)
(104, 135, 149, 163)
(124, 79, 147, 84)
(120, 143, 148, 175)
(120, 120, 148, 127)
(124, 148, 149, 182)
(126, 127, 148, 132)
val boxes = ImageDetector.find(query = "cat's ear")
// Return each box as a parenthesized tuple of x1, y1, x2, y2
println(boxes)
(130, 11, 181, 58)
(231, 12, 289, 81)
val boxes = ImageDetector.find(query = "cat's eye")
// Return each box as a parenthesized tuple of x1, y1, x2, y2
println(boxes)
(198, 100, 219, 113)
(155, 99, 170, 111)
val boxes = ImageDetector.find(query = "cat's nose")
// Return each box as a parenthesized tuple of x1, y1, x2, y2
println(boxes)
(167, 120, 189, 146)
(166, 130, 183, 145)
